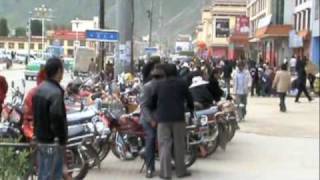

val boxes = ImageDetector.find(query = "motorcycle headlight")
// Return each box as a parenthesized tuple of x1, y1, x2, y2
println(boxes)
(199, 115, 208, 126)
(95, 121, 106, 134)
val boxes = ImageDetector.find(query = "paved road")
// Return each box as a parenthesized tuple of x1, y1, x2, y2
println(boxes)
(1, 69, 319, 180)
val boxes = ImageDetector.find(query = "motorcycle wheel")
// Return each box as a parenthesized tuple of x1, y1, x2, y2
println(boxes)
(110, 134, 138, 161)
(205, 137, 219, 157)
(84, 144, 100, 169)
(227, 120, 237, 142)
(171, 145, 197, 169)
(92, 138, 111, 163)
(68, 148, 90, 180)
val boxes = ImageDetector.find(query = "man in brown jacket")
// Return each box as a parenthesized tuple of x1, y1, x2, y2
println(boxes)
(272, 64, 291, 112)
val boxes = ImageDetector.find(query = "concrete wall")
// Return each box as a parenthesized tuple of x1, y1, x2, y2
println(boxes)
(284, 0, 294, 24)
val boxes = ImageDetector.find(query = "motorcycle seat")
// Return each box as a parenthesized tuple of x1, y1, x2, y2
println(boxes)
(67, 110, 96, 125)
(195, 106, 219, 117)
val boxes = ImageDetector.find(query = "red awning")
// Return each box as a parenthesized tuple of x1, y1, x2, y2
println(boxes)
(229, 33, 249, 45)
(255, 25, 292, 39)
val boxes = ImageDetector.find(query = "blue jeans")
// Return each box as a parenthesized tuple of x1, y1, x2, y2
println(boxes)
(37, 145, 64, 180)
(142, 121, 157, 171)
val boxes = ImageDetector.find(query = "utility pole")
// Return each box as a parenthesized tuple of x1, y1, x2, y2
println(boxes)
(117, 0, 134, 74)
(99, 0, 105, 71)
(147, 0, 154, 48)
(27, 11, 32, 64)
(130, 0, 135, 73)
(159, 0, 163, 56)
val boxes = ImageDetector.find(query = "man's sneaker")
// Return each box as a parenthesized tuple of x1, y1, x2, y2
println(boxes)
(146, 169, 155, 178)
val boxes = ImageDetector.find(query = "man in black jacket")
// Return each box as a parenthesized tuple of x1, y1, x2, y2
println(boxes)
(295, 56, 312, 102)
(33, 57, 67, 180)
(148, 64, 194, 179)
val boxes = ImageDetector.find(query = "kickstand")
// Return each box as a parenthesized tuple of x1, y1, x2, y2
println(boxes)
(139, 160, 146, 173)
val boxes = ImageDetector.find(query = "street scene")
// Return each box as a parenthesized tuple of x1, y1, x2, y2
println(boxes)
(0, 0, 319, 180)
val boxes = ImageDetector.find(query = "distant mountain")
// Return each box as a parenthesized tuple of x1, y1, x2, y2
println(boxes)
(0, 0, 210, 43)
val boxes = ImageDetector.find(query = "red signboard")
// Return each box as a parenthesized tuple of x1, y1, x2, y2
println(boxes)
(235, 16, 249, 34)
(53, 30, 86, 40)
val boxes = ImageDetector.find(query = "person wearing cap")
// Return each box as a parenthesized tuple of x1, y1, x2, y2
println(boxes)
(189, 76, 214, 110)
(233, 61, 252, 120)
(140, 63, 164, 178)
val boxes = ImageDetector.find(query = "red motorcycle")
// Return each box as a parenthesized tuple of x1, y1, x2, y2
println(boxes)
(103, 110, 198, 168)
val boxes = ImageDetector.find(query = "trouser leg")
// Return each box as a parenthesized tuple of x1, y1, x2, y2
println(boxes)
(295, 86, 302, 102)
(279, 93, 286, 111)
(142, 122, 156, 171)
(240, 94, 247, 116)
(301, 85, 312, 100)
(158, 123, 173, 178)
(172, 122, 187, 176)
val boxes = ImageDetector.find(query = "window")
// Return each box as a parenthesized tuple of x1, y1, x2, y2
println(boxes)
(30, 43, 34, 49)
(38, 43, 42, 50)
(0, 42, 4, 48)
(18, 43, 24, 49)
(8, 42, 14, 49)
(296, 0, 298, 6)
(80, 40, 86, 46)
(67, 49, 74, 56)
(67, 40, 73, 46)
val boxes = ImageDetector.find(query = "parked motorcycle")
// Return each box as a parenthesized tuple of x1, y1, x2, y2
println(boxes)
(104, 110, 198, 168)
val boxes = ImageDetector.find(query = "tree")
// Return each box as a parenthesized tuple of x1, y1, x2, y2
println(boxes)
(15, 27, 26, 37)
(31, 20, 42, 36)
(0, 18, 9, 36)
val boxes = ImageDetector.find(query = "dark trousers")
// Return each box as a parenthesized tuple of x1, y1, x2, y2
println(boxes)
(278, 92, 287, 112)
(142, 122, 156, 171)
(295, 84, 312, 102)
(251, 81, 260, 96)
(308, 74, 316, 90)
(158, 122, 187, 178)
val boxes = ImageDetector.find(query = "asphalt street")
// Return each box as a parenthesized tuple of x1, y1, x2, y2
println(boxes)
(1, 65, 319, 180)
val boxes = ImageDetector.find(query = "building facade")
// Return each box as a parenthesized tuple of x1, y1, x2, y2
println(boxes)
(311, 0, 319, 66)
(0, 36, 47, 55)
(247, 0, 294, 66)
(293, 0, 313, 58)
(195, 0, 248, 60)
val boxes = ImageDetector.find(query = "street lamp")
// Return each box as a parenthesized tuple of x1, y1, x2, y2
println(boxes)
(33, 4, 52, 60)
(73, 17, 80, 57)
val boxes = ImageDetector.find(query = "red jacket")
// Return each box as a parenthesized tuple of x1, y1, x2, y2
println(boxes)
(0, 75, 8, 104)
(22, 70, 46, 140)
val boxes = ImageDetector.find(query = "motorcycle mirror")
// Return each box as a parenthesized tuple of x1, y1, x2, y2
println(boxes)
(11, 81, 14, 88)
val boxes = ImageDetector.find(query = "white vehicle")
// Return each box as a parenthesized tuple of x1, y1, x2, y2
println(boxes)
(74, 47, 96, 75)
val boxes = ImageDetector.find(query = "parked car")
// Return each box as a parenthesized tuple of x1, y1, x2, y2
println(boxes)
(24, 60, 45, 80)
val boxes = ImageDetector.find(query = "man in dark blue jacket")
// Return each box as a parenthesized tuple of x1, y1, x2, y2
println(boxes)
(148, 64, 194, 179)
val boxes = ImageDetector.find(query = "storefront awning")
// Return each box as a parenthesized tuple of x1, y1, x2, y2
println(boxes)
(255, 25, 292, 39)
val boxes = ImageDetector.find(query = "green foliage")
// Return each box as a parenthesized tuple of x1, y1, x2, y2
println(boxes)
(0, 139, 33, 179)
(0, 18, 9, 36)
(15, 27, 26, 37)
(31, 20, 42, 36)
